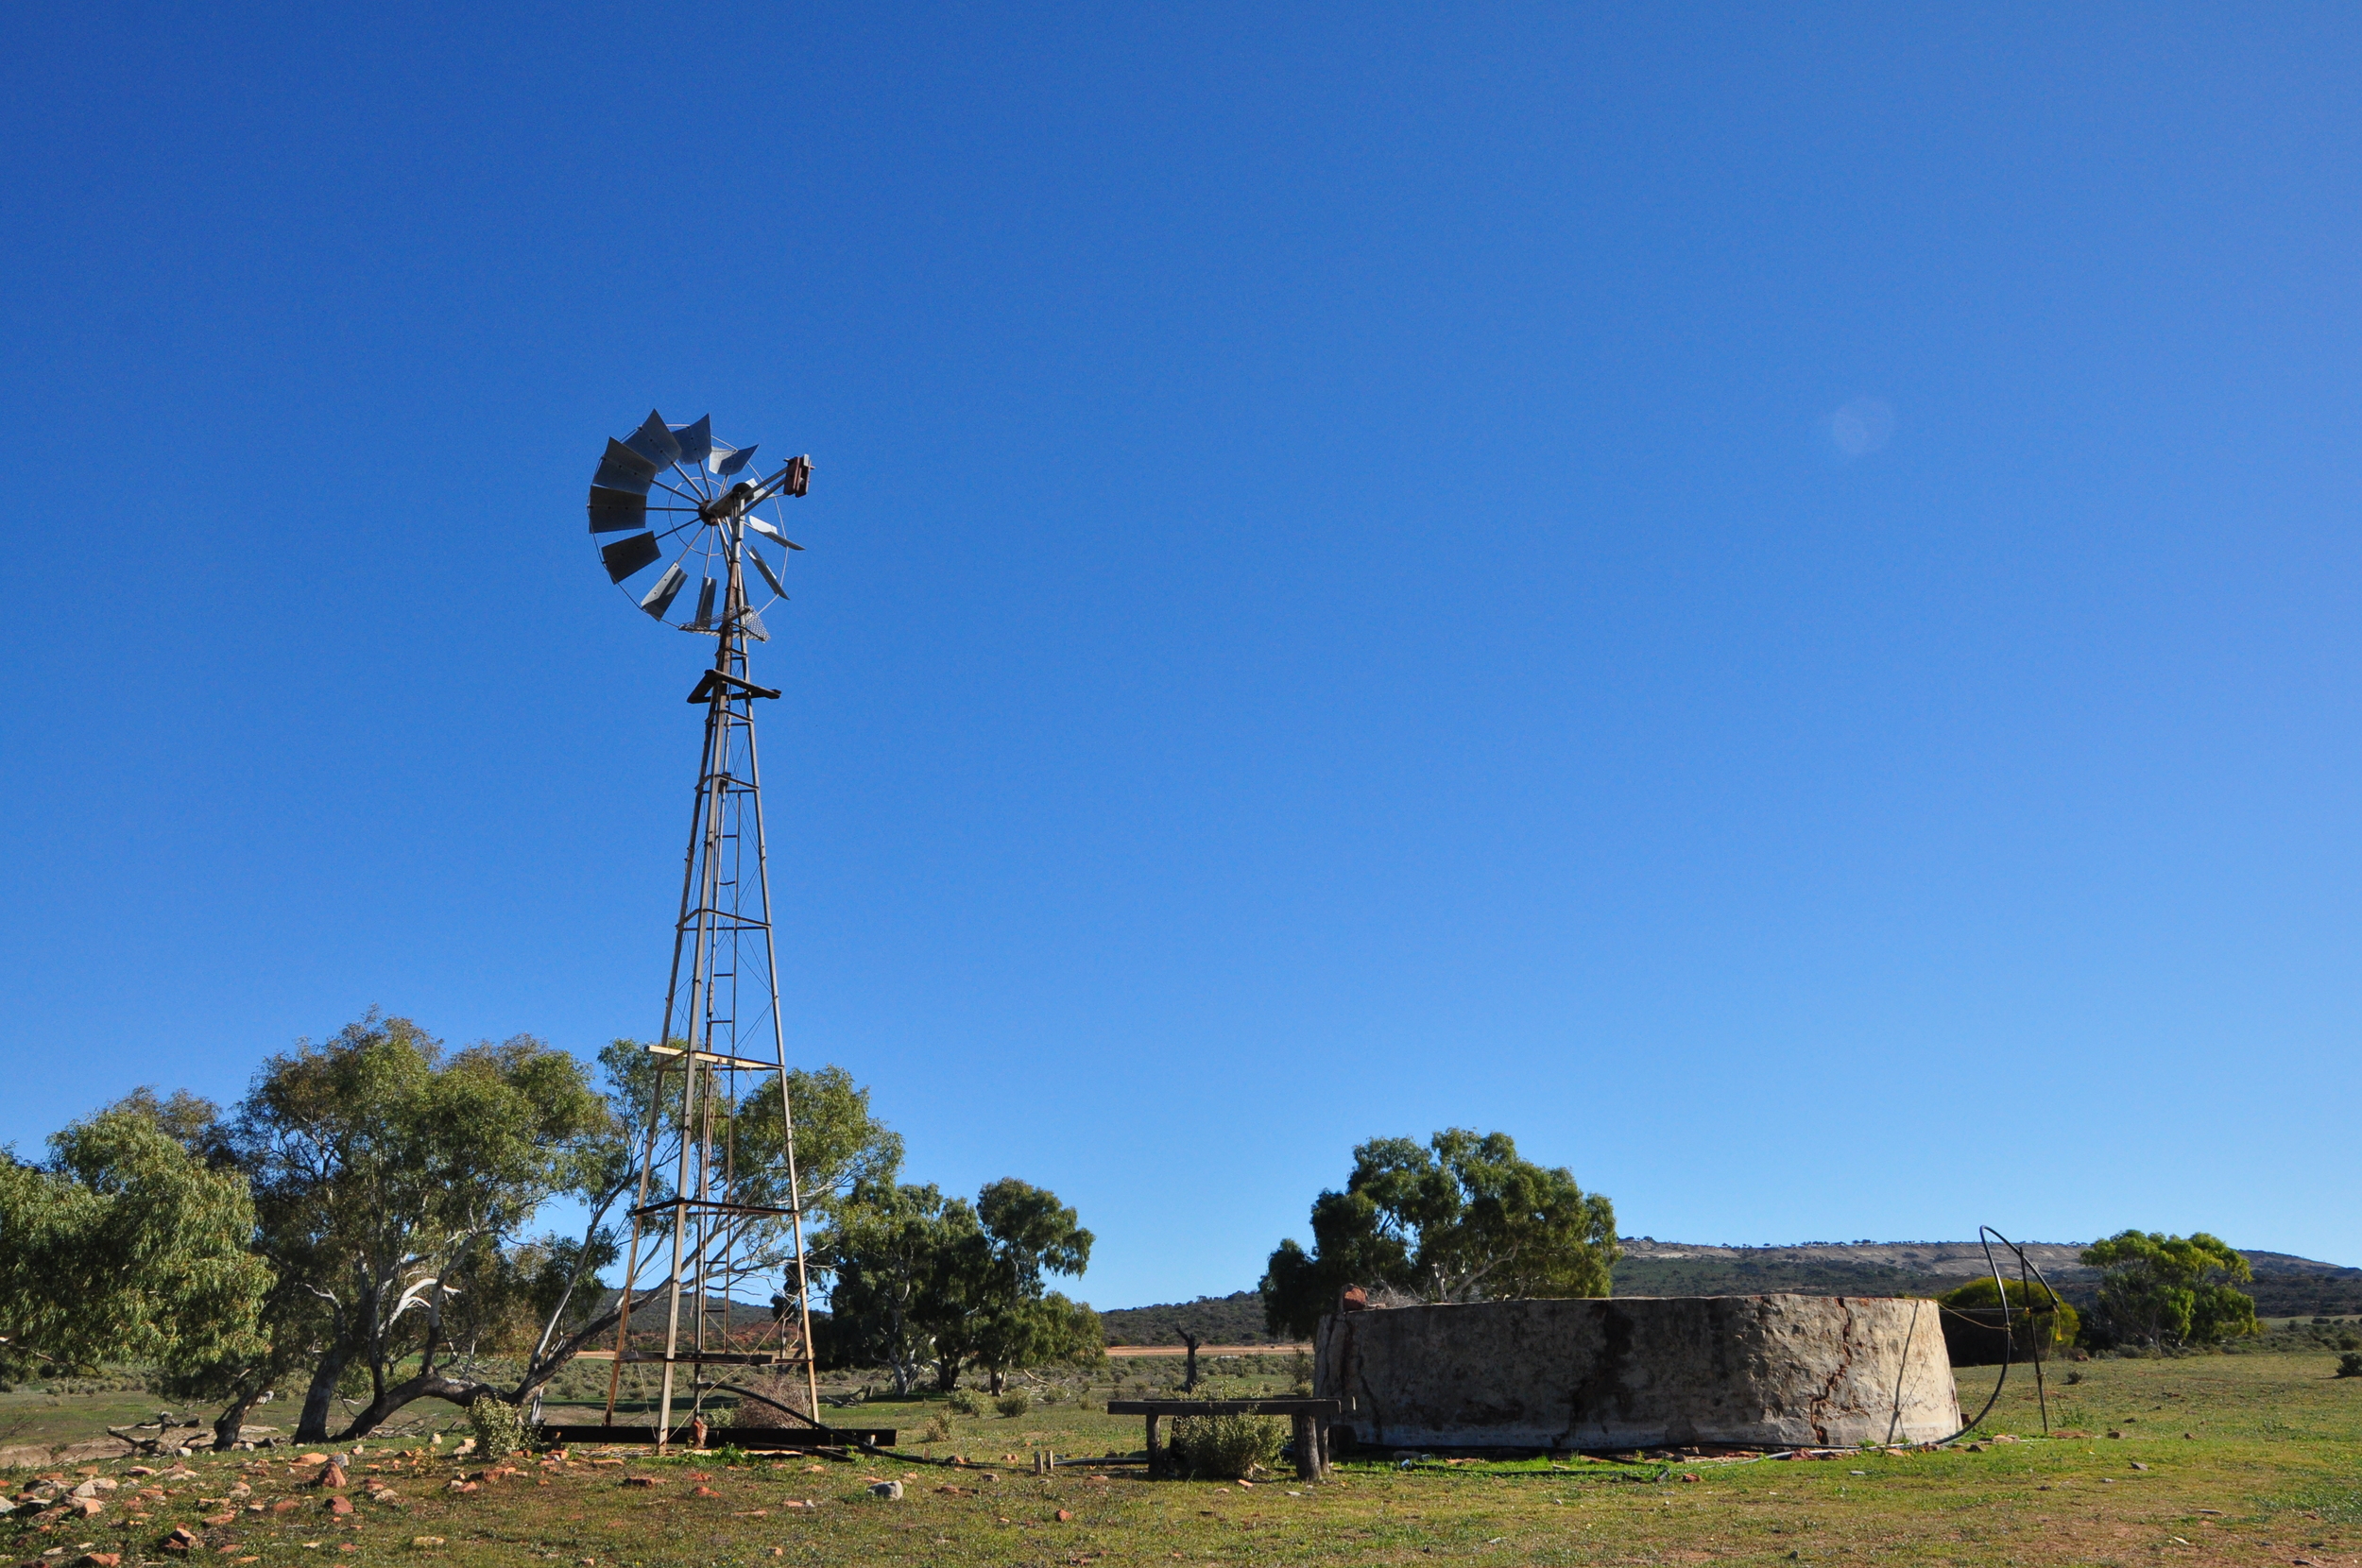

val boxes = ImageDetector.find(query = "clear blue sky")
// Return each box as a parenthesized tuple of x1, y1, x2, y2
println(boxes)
(5, 5, 2358, 1308)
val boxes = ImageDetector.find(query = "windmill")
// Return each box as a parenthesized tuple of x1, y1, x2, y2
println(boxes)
(588, 409, 821, 1445)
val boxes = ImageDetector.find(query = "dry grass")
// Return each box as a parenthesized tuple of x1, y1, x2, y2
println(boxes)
(6, 1350, 2357, 1566)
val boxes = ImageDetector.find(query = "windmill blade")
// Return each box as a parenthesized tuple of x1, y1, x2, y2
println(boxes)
(625, 410, 682, 469)
(593, 437, 659, 495)
(747, 545, 788, 599)
(601, 532, 661, 582)
(740, 606, 769, 642)
(670, 415, 713, 469)
(745, 515, 803, 550)
(639, 563, 688, 619)
(716, 442, 758, 477)
(690, 576, 718, 629)
(587, 486, 648, 533)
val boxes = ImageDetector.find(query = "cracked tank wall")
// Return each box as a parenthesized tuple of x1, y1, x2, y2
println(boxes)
(1315, 1294, 1960, 1449)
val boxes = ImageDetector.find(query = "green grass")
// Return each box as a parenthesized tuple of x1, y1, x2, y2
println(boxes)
(0, 1385, 175, 1453)
(7, 1352, 2358, 1566)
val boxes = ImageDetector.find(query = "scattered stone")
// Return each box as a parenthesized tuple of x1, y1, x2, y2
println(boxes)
(75, 1555, 119, 1567)
(409, 1537, 445, 1548)
(692, 1486, 720, 1498)
(868, 1481, 902, 1500)
(2107, 1431, 2125, 1440)
(2131, 1462, 2150, 1472)
(201, 1513, 236, 1527)
(272, 1501, 300, 1516)
(324, 1496, 354, 1516)
(1055, 1508, 1073, 1522)
(621, 1477, 659, 1490)
(317, 1466, 347, 1491)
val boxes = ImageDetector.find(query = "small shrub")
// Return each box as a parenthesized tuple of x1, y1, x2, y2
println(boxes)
(918, 1414, 951, 1443)
(469, 1396, 532, 1460)
(1167, 1407, 1285, 1479)
(993, 1389, 1032, 1418)
(2336, 1352, 2362, 1379)
(1037, 1386, 1065, 1405)
(948, 1389, 985, 1417)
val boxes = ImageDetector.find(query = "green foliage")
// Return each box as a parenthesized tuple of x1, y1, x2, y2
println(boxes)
(1260, 1128, 1617, 1338)
(0, 1094, 272, 1383)
(1937, 1278, 2081, 1366)
(826, 1181, 969, 1394)
(469, 1394, 532, 1459)
(992, 1388, 1032, 1417)
(225, 1014, 611, 1438)
(1166, 1388, 1287, 1479)
(941, 1179, 1097, 1393)
(2336, 1352, 2362, 1379)
(2080, 1231, 2259, 1351)
(947, 1388, 985, 1416)
(832, 1175, 1096, 1394)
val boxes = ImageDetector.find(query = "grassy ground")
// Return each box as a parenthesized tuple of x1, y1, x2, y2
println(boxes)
(0, 1387, 175, 1454)
(7, 1351, 2356, 1566)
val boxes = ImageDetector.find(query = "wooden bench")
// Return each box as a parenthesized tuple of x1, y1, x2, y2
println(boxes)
(1104, 1398, 1342, 1480)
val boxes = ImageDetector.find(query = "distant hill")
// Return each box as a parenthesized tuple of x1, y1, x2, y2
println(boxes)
(1611, 1239, 2362, 1318)
(1100, 1291, 1281, 1346)
(1102, 1243, 2362, 1340)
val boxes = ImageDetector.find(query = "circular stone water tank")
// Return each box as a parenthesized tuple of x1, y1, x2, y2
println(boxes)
(1315, 1294, 1960, 1450)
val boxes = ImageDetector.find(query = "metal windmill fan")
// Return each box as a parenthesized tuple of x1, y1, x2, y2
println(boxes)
(587, 409, 812, 637)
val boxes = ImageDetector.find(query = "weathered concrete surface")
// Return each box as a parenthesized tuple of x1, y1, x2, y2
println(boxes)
(1315, 1294, 1959, 1450)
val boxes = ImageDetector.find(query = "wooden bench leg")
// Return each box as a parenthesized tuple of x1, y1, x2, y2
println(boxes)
(1146, 1413, 1163, 1480)
(1292, 1415, 1316, 1481)
(1313, 1419, 1330, 1479)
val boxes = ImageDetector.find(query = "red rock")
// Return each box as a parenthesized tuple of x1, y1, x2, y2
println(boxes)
(692, 1486, 719, 1498)
(325, 1496, 354, 1515)
(271, 1500, 300, 1515)
(77, 1554, 121, 1567)
(318, 1465, 347, 1491)
(1055, 1508, 1072, 1522)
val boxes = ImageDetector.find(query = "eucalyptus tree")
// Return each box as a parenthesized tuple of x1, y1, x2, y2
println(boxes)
(2080, 1230, 2258, 1350)
(1260, 1128, 1618, 1339)
(220, 1014, 610, 1440)
(0, 1095, 271, 1389)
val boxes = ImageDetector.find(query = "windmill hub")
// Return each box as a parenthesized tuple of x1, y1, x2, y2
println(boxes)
(699, 481, 759, 524)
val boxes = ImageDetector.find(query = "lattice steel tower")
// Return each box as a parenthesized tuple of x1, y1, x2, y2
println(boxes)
(580, 410, 821, 1442)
